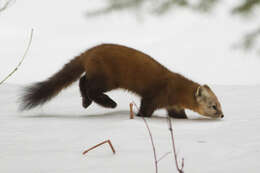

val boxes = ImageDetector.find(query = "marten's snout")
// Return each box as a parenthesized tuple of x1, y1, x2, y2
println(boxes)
(217, 112, 224, 119)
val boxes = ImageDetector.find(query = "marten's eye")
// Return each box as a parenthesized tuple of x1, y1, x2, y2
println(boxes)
(212, 105, 217, 110)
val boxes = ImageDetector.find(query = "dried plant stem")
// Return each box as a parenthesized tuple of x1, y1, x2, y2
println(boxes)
(130, 101, 184, 173)
(129, 103, 134, 119)
(0, 0, 12, 12)
(142, 117, 158, 173)
(82, 140, 116, 155)
(130, 102, 158, 173)
(0, 28, 34, 85)
(157, 151, 171, 163)
(131, 102, 172, 173)
(167, 117, 184, 173)
(107, 140, 116, 153)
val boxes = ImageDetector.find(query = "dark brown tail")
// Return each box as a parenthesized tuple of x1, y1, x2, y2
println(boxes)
(19, 56, 85, 110)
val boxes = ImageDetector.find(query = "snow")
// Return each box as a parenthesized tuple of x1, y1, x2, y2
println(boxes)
(1, 0, 260, 172)
(1, 84, 260, 173)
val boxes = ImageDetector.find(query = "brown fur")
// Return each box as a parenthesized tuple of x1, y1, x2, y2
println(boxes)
(20, 44, 223, 119)
(78, 44, 200, 117)
(20, 56, 84, 110)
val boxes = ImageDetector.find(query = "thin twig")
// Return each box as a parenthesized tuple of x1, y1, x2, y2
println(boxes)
(129, 103, 134, 119)
(0, 0, 12, 12)
(130, 101, 184, 173)
(0, 28, 34, 85)
(131, 102, 158, 173)
(142, 117, 158, 173)
(82, 139, 116, 155)
(107, 140, 116, 154)
(167, 117, 184, 173)
(157, 152, 171, 163)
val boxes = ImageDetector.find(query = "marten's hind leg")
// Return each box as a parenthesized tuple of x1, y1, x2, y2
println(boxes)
(136, 98, 156, 117)
(84, 76, 117, 108)
(79, 75, 92, 108)
(167, 106, 187, 119)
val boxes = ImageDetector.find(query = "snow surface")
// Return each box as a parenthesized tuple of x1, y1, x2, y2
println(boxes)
(1, 84, 260, 173)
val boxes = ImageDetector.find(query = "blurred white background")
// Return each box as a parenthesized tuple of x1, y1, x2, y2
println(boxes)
(1, 0, 260, 85)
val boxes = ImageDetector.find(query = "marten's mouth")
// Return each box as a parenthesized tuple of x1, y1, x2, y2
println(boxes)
(211, 114, 224, 119)
(201, 113, 224, 119)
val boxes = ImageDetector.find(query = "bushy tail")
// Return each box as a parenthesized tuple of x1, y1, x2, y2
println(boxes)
(20, 56, 85, 110)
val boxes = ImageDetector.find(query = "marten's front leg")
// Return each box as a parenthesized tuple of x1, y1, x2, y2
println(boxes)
(79, 75, 92, 108)
(85, 77, 117, 108)
(137, 98, 156, 117)
(167, 106, 187, 119)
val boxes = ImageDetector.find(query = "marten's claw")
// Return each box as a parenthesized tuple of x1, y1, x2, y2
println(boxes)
(82, 97, 92, 109)
(109, 101, 117, 108)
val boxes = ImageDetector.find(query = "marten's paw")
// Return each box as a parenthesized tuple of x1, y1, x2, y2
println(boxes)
(82, 97, 92, 108)
(93, 94, 117, 108)
(167, 108, 187, 119)
(136, 113, 152, 117)
(107, 101, 117, 108)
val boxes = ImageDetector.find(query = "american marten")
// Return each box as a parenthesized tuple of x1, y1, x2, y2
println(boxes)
(20, 44, 224, 119)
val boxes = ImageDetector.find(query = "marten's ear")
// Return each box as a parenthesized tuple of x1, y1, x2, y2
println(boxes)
(195, 85, 209, 102)
(203, 84, 211, 90)
(195, 86, 202, 97)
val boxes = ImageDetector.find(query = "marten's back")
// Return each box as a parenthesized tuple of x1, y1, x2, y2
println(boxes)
(81, 44, 172, 95)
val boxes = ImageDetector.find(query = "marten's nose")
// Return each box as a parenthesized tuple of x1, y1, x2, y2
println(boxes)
(221, 114, 224, 118)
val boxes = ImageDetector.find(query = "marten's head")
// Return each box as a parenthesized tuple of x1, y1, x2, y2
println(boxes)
(195, 85, 224, 119)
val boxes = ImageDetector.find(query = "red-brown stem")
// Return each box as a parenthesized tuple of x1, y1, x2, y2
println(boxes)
(129, 103, 134, 119)
(157, 152, 171, 163)
(131, 102, 158, 173)
(167, 117, 184, 173)
(142, 117, 158, 173)
(83, 140, 116, 155)
(131, 101, 183, 173)
(107, 140, 116, 154)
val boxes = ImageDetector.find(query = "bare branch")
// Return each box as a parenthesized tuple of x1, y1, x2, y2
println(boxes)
(130, 102, 158, 173)
(130, 102, 185, 172)
(157, 151, 171, 163)
(82, 139, 116, 155)
(0, 0, 14, 13)
(129, 103, 134, 119)
(142, 116, 158, 173)
(167, 117, 184, 173)
(0, 29, 34, 85)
